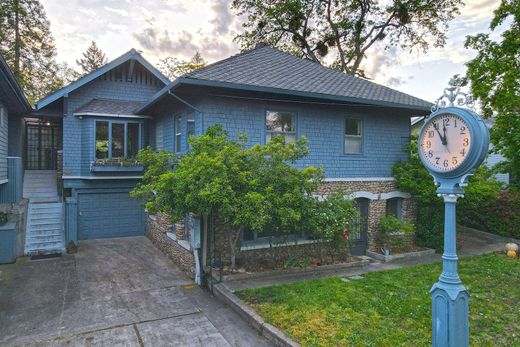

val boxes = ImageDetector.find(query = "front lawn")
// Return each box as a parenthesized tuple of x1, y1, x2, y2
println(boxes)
(237, 254, 519, 346)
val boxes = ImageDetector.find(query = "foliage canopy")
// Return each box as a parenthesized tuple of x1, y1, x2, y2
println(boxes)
(232, 0, 462, 76)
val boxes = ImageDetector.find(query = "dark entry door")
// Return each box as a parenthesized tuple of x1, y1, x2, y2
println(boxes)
(350, 198, 369, 255)
(26, 122, 61, 170)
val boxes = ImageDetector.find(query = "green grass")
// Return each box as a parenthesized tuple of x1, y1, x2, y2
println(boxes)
(237, 254, 519, 346)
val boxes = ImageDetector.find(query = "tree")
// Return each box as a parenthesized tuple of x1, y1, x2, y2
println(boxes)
(464, 0, 520, 187)
(158, 52, 206, 80)
(76, 41, 108, 75)
(0, 0, 65, 103)
(392, 136, 501, 251)
(232, 0, 462, 77)
(132, 125, 327, 269)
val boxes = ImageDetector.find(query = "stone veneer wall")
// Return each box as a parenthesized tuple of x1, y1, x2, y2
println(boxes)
(0, 199, 29, 256)
(146, 180, 416, 276)
(317, 180, 416, 250)
(146, 212, 196, 277)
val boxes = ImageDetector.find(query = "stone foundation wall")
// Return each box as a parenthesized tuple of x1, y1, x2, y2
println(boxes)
(146, 212, 196, 277)
(0, 199, 29, 256)
(318, 180, 416, 250)
(147, 179, 417, 276)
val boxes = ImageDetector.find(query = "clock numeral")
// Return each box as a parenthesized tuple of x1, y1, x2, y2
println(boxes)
(443, 160, 449, 167)
(426, 140, 431, 149)
(428, 131, 434, 138)
(435, 157, 440, 165)
(443, 119, 450, 126)
(454, 119, 458, 128)
(428, 150, 433, 158)
(460, 148, 466, 157)
(460, 126, 466, 135)
(463, 138, 469, 147)
(452, 157, 458, 165)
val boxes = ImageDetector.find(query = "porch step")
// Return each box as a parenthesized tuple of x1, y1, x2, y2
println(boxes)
(24, 201, 65, 256)
(23, 170, 59, 201)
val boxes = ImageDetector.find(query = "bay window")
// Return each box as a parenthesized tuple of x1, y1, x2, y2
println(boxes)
(95, 120, 142, 159)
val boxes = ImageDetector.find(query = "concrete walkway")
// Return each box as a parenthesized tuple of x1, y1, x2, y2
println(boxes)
(223, 227, 506, 292)
(0, 237, 269, 347)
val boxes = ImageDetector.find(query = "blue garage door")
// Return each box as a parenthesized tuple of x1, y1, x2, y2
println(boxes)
(78, 192, 145, 240)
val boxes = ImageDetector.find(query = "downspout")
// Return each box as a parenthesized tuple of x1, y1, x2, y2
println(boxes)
(194, 248, 201, 285)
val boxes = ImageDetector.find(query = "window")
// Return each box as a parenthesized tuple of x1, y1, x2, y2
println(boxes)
(187, 114, 195, 149)
(266, 111, 296, 143)
(95, 121, 109, 159)
(95, 120, 142, 159)
(386, 198, 403, 220)
(127, 123, 140, 157)
(345, 118, 363, 154)
(175, 115, 182, 153)
(111, 123, 124, 158)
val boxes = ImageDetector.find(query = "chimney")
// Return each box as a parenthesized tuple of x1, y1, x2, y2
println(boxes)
(255, 41, 269, 49)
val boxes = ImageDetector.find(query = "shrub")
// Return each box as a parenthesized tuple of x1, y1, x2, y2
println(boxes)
(378, 215, 414, 250)
(392, 136, 506, 251)
(0, 212, 7, 226)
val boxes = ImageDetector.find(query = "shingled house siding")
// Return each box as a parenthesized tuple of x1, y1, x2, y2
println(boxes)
(0, 103, 8, 183)
(63, 77, 162, 178)
(194, 96, 410, 178)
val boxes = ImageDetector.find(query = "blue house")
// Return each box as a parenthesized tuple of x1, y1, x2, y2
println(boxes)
(138, 45, 431, 276)
(12, 45, 431, 276)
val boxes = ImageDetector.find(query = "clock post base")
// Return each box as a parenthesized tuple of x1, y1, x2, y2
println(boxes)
(430, 281, 469, 347)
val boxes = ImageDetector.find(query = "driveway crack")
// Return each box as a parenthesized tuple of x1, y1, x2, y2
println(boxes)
(132, 324, 145, 347)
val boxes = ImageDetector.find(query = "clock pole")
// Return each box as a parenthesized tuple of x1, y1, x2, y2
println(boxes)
(419, 79, 489, 347)
(431, 191, 469, 347)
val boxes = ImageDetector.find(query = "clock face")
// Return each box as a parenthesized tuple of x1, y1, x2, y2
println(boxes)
(420, 113, 472, 172)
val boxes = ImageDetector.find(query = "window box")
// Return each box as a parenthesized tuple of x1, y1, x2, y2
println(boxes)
(90, 158, 144, 172)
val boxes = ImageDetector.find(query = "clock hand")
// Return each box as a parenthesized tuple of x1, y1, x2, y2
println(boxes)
(434, 123, 446, 145)
(443, 125, 450, 153)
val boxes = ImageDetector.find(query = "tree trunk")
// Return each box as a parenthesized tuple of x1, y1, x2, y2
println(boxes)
(14, 0, 20, 75)
(228, 226, 243, 270)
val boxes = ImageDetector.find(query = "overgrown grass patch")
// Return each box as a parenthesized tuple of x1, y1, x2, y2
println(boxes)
(237, 254, 519, 346)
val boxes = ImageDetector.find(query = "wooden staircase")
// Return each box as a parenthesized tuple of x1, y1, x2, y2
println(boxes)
(23, 170, 65, 255)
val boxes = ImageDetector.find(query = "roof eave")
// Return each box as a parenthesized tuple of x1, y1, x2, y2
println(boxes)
(0, 55, 31, 113)
(138, 77, 432, 114)
(35, 49, 170, 110)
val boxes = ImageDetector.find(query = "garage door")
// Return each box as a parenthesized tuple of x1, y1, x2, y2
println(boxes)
(78, 192, 145, 240)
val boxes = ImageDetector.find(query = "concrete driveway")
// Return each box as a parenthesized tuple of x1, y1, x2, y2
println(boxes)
(0, 237, 269, 347)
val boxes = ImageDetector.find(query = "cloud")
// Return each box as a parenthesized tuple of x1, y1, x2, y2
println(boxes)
(210, 0, 234, 34)
(133, 25, 238, 61)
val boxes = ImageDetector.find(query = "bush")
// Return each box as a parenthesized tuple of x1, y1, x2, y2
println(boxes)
(392, 136, 507, 251)
(378, 215, 414, 250)
(459, 190, 520, 239)
(0, 212, 7, 226)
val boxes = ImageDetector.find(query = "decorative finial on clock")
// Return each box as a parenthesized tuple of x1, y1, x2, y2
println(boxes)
(431, 76, 474, 113)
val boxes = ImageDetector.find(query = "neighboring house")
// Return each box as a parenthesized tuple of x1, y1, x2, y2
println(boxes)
(25, 49, 169, 254)
(411, 116, 510, 185)
(137, 45, 431, 277)
(0, 53, 31, 260)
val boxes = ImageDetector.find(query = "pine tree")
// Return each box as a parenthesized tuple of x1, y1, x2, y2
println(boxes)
(76, 41, 108, 75)
(0, 0, 65, 103)
(158, 52, 206, 80)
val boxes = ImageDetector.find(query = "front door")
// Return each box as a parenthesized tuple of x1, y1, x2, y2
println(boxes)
(350, 198, 369, 255)
(26, 120, 61, 170)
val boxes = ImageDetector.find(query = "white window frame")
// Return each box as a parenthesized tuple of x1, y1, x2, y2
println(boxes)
(175, 115, 182, 153)
(94, 120, 143, 160)
(344, 118, 363, 155)
(265, 110, 296, 143)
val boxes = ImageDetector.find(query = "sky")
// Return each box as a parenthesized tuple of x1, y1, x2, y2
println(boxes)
(40, 0, 504, 103)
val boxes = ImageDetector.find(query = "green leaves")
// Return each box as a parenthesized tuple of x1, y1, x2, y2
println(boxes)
(232, 0, 462, 76)
(464, 0, 520, 187)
